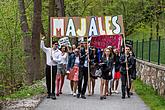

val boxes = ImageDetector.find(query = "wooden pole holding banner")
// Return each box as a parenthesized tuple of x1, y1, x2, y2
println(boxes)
(50, 36, 53, 95)
(50, 17, 53, 95)
(123, 34, 130, 89)
(87, 36, 91, 95)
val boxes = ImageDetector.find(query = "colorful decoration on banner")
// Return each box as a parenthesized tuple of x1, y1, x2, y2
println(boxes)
(90, 34, 122, 49)
(58, 37, 71, 48)
(51, 16, 124, 37)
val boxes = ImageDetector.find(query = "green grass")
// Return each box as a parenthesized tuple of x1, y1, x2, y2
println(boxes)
(134, 79, 165, 110)
(0, 81, 46, 101)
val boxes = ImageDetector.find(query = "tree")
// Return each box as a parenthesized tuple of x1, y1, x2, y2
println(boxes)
(18, 0, 33, 84)
(56, 0, 65, 16)
(31, 0, 42, 81)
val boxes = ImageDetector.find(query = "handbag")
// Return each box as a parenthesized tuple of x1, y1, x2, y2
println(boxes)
(95, 68, 102, 77)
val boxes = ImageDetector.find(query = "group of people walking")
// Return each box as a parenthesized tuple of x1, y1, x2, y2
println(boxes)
(40, 37, 136, 100)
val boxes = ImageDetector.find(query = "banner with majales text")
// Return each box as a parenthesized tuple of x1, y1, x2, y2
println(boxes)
(51, 16, 124, 37)
(90, 35, 122, 50)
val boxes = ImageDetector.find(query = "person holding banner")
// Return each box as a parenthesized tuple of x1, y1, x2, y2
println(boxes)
(56, 45, 68, 96)
(40, 37, 61, 100)
(119, 46, 133, 99)
(100, 48, 113, 100)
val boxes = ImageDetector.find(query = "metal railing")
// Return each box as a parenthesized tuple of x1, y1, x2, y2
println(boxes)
(133, 37, 165, 65)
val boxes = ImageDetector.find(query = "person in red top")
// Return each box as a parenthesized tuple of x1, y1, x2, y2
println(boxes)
(113, 49, 121, 94)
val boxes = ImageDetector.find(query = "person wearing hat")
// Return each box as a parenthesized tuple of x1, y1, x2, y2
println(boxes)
(40, 37, 62, 100)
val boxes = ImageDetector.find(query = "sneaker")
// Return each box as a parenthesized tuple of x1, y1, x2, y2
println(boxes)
(77, 93, 81, 98)
(71, 91, 73, 95)
(112, 90, 115, 93)
(56, 93, 59, 96)
(81, 95, 86, 99)
(115, 90, 119, 94)
(73, 93, 77, 97)
(51, 95, 56, 100)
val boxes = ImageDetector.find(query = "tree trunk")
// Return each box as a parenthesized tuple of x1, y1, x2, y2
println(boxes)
(18, 0, 33, 85)
(55, 0, 65, 17)
(48, 0, 56, 45)
(31, 0, 42, 81)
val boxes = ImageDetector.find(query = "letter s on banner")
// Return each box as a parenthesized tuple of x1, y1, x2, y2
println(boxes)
(112, 16, 121, 34)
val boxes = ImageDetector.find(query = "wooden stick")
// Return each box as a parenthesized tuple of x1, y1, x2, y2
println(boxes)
(87, 36, 91, 95)
(50, 36, 53, 94)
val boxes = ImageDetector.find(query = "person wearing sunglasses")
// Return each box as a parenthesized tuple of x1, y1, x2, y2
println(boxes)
(40, 37, 62, 100)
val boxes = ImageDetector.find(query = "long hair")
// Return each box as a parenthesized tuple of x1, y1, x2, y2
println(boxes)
(103, 48, 113, 59)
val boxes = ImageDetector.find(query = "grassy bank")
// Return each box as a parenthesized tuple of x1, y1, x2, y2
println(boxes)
(0, 80, 46, 101)
(134, 79, 165, 110)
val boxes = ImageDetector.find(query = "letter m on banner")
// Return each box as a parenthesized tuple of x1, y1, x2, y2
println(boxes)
(51, 18, 65, 37)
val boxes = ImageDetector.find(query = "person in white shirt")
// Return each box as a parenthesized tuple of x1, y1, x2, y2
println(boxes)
(40, 37, 61, 100)
(56, 45, 68, 96)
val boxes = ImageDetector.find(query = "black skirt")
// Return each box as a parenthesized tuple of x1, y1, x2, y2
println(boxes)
(101, 64, 112, 80)
(90, 65, 98, 79)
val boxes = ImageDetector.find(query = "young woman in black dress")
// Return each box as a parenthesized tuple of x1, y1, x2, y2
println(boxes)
(100, 48, 113, 100)
(89, 47, 98, 96)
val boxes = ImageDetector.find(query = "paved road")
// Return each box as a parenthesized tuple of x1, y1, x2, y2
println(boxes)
(36, 78, 150, 110)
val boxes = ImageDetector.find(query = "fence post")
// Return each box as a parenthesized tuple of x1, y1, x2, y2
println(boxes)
(158, 36, 160, 65)
(142, 39, 144, 60)
(136, 40, 138, 58)
(148, 37, 151, 62)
